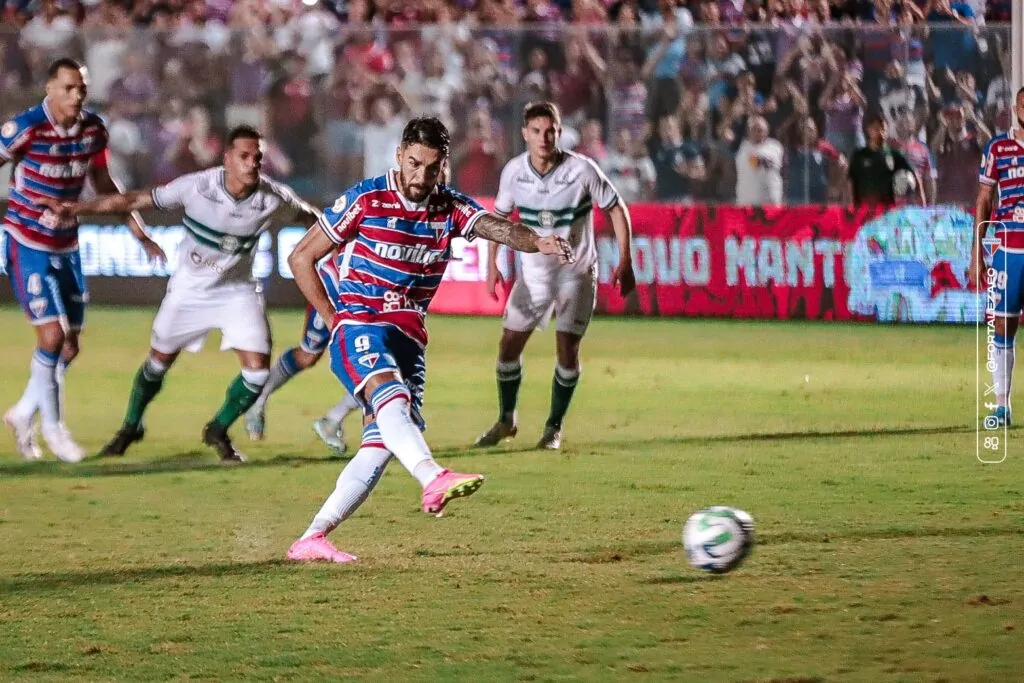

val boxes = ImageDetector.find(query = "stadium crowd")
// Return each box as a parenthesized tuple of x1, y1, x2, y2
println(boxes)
(0, 0, 1015, 205)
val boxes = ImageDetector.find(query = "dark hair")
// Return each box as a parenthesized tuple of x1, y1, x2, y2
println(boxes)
(226, 125, 262, 148)
(400, 117, 450, 157)
(47, 57, 83, 81)
(864, 109, 886, 129)
(1017, 86, 1024, 101)
(522, 101, 561, 127)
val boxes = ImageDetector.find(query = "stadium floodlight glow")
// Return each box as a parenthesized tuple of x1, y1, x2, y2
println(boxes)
(302, 0, 318, 5)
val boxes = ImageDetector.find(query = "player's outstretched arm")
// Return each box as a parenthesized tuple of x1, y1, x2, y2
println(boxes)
(289, 223, 338, 326)
(970, 182, 996, 290)
(89, 165, 167, 264)
(473, 213, 574, 264)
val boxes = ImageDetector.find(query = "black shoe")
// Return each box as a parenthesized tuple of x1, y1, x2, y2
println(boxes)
(99, 425, 145, 457)
(202, 423, 247, 463)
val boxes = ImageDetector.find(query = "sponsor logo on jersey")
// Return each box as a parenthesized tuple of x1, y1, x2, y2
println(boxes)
(1007, 167, 1024, 180)
(29, 297, 48, 317)
(514, 173, 534, 184)
(37, 159, 91, 178)
(373, 242, 444, 265)
(1, 121, 16, 138)
(358, 352, 380, 368)
(371, 199, 401, 209)
(335, 203, 362, 234)
(453, 200, 474, 218)
(554, 174, 578, 186)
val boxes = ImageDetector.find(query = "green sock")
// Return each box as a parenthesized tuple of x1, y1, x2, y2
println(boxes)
(211, 373, 264, 430)
(123, 362, 165, 429)
(546, 365, 580, 430)
(497, 360, 522, 423)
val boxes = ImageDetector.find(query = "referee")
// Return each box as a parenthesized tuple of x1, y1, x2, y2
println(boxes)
(847, 111, 924, 206)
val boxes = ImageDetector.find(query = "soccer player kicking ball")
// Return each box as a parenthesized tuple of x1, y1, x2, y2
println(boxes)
(244, 250, 360, 456)
(474, 102, 636, 450)
(286, 116, 573, 563)
(971, 87, 1024, 427)
(2, 58, 166, 463)
(51, 126, 320, 462)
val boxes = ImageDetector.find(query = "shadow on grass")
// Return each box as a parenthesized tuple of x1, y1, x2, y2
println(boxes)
(0, 423, 973, 479)
(1, 558, 297, 595)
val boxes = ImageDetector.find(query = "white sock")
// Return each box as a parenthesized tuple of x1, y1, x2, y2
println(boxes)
(253, 348, 302, 410)
(371, 381, 443, 487)
(12, 367, 38, 421)
(301, 443, 392, 539)
(994, 336, 1015, 409)
(31, 349, 61, 429)
(56, 358, 71, 422)
(324, 393, 360, 424)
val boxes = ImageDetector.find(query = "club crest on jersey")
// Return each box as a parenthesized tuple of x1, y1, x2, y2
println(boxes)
(221, 235, 240, 252)
(539, 210, 555, 228)
(358, 352, 380, 369)
(387, 217, 398, 229)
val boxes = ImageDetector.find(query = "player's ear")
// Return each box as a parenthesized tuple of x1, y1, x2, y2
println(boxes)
(394, 144, 403, 168)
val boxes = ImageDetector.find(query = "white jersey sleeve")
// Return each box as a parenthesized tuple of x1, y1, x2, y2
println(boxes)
(581, 156, 621, 211)
(494, 160, 518, 217)
(263, 176, 321, 224)
(151, 172, 201, 210)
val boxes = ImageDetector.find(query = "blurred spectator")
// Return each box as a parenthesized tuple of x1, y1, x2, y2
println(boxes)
(606, 45, 649, 146)
(601, 126, 656, 202)
(641, 0, 692, 119)
(877, 61, 927, 142)
(81, 4, 130, 109)
(735, 115, 783, 205)
(576, 118, 607, 161)
(819, 69, 866, 157)
(926, 0, 978, 74)
(931, 100, 990, 206)
(550, 34, 605, 133)
(105, 100, 145, 189)
(19, 0, 78, 80)
(267, 51, 316, 185)
(889, 110, 936, 204)
(362, 90, 408, 178)
(452, 104, 507, 196)
(650, 115, 705, 202)
(703, 32, 746, 114)
(785, 117, 843, 205)
(225, 30, 274, 131)
(763, 75, 809, 148)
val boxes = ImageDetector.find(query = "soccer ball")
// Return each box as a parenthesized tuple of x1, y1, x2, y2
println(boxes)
(682, 506, 755, 573)
(893, 169, 917, 197)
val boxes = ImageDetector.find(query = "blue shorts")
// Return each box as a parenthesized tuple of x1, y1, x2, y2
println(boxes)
(5, 237, 87, 329)
(299, 265, 342, 354)
(329, 324, 426, 429)
(988, 248, 1024, 317)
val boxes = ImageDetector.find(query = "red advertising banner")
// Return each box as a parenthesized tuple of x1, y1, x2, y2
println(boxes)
(430, 202, 980, 324)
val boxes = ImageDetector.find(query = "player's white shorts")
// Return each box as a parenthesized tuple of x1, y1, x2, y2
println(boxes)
(151, 285, 272, 355)
(503, 268, 597, 336)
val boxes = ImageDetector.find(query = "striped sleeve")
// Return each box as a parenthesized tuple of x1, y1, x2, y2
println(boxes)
(319, 184, 367, 244)
(0, 115, 35, 162)
(979, 137, 999, 187)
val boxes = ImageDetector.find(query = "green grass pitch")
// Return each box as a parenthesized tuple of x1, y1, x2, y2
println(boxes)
(0, 305, 1021, 682)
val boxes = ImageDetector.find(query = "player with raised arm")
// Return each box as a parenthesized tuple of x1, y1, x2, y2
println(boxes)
(53, 126, 319, 462)
(474, 102, 636, 450)
(2, 57, 165, 463)
(243, 249, 360, 456)
(285, 116, 573, 563)
(970, 87, 1024, 427)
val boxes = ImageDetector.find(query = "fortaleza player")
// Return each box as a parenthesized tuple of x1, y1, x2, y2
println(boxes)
(474, 102, 636, 450)
(2, 58, 165, 464)
(51, 126, 320, 462)
(971, 87, 1024, 427)
(244, 250, 361, 455)
(285, 117, 573, 563)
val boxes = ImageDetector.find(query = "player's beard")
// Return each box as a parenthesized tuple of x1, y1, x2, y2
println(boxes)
(399, 170, 431, 203)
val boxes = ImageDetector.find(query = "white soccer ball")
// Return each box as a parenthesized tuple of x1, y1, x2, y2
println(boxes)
(893, 168, 917, 196)
(682, 506, 755, 574)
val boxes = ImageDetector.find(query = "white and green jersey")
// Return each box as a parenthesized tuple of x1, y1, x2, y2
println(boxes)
(494, 150, 621, 276)
(151, 167, 315, 291)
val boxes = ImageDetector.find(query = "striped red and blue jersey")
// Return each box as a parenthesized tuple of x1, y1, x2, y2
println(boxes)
(319, 170, 488, 347)
(979, 134, 1024, 250)
(0, 101, 109, 253)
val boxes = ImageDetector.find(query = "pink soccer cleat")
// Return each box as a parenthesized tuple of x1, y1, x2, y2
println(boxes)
(421, 469, 485, 515)
(286, 533, 357, 563)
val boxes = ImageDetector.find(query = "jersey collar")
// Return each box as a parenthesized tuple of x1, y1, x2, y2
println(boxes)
(41, 98, 84, 138)
(388, 168, 435, 212)
(527, 150, 565, 181)
(219, 168, 258, 204)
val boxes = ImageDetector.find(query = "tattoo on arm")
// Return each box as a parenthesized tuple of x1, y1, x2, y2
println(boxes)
(474, 213, 539, 253)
